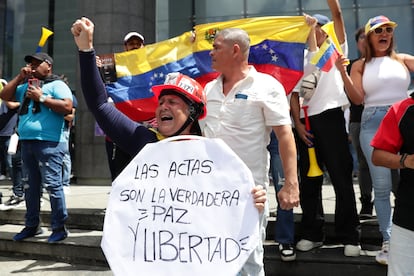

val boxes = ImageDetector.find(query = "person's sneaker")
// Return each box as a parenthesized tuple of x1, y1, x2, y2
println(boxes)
(48, 226, 68, 243)
(13, 225, 43, 241)
(0, 174, 7, 181)
(4, 195, 24, 207)
(296, 239, 323, 251)
(344, 244, 361, 257)
(375, 241, 389, 265)
(279, 243, 296, 261)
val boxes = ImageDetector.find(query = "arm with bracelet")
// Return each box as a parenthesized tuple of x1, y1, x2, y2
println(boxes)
(371, 94, 414, 170)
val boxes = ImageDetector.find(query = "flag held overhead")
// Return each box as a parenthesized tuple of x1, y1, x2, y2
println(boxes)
(106, 16, 311, 121)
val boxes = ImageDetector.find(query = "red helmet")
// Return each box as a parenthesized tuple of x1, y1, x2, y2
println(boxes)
(152, 72, 206, 119)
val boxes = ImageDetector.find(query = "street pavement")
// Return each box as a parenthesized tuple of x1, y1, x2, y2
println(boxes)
(0, 181, 112, 275)
(0, 256, 112, 276)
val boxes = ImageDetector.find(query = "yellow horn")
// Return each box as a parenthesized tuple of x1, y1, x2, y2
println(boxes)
(36, 27, 54, 52)
(307, 147, 324, 177)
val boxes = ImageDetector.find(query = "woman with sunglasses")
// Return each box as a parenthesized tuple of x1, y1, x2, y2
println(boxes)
(336, 15, 414, 266)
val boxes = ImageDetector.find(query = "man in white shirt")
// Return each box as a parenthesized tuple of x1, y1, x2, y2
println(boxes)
(200, 27, 299, 276)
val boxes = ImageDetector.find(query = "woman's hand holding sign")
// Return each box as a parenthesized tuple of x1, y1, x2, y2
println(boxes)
(252, 185, 266, 213)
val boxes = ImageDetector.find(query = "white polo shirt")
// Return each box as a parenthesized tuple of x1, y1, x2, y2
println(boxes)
(200, 66, 292, 188)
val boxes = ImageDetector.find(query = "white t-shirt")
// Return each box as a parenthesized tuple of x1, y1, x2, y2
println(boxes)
(200, 66, 292, 188)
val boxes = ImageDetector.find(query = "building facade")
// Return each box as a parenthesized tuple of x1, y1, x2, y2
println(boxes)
(0, 0, 413, 184)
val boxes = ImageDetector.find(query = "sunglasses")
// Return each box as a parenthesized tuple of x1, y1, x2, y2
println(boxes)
(373, 26, 394, 35)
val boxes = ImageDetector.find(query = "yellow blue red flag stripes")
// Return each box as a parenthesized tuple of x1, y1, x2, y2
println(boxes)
(310, 38, 340, 72)
(106, 16, 310, 121)
(321, 22, 343, 55)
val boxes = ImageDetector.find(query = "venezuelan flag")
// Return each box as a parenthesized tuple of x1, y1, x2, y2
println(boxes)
(106, 16, 310, 122)
(321, 22, 343, 55)
(310, 22, 344, 72)
(310, 38, 340, 72)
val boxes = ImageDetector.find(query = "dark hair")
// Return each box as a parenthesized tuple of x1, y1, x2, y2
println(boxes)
(190, 121, 202, 135)
(364, 33, 397, 63)
(354, 27, 365, 42)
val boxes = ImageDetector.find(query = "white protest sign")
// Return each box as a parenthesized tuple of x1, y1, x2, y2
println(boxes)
(101, 136, 260, 276)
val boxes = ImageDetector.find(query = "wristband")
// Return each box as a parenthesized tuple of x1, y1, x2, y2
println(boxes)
(400, 153, 408, 169)
(39, 94, 48, 103)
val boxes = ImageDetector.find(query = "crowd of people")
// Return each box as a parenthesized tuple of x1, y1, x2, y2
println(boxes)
(0, 0, 412, 274)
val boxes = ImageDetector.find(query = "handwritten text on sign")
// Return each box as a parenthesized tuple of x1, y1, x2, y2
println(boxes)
(101, 137, 260, 276)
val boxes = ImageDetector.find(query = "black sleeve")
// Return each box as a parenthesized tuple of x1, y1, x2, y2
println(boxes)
(78, 50, 158, 155)
(0, 108, 17, 131)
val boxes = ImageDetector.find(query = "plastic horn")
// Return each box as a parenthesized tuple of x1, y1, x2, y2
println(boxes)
(302, 105, 324, 177)
(36, 27, 54, 53)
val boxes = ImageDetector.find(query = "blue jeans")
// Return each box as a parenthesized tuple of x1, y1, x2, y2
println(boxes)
(360, 106, 393, 241)
(0, 136, 24, 197)
(349, 122, 373, 199)
(0, 136, 9, 176)
(21, 140, 68, 230)
(11, 145, 25, 197)
(268, 131, 285, 183)
(62, 141, 71, 187)
(267, 131, 294, 244)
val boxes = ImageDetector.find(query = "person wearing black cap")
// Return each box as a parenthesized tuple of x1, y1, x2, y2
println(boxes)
(291, 0, 361, 257)
(0, 51, 73, 243)
(25, 52, 54, 66)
